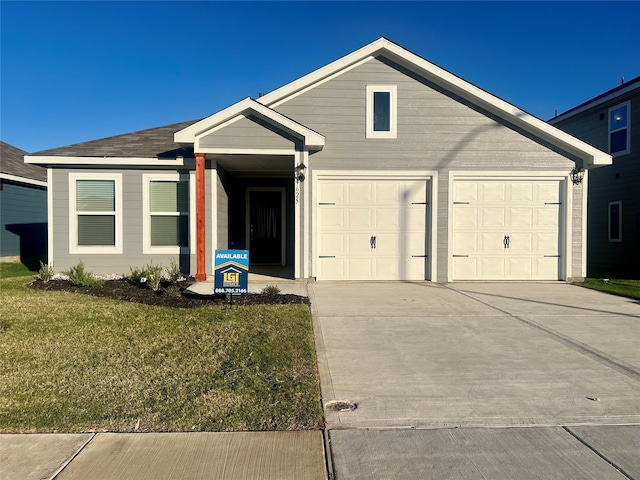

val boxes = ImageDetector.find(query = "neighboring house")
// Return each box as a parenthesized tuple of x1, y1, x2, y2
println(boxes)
(1, 141, 48, 267)
(550, 76, 639, 279)
(26, 38, 611, 282)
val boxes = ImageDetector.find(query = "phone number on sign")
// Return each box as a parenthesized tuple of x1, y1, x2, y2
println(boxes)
(214, 288, 248, 294)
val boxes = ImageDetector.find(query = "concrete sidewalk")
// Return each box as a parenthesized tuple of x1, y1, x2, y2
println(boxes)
(1, 431, 327, 480)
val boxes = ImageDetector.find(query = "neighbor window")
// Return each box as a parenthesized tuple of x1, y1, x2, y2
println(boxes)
(366, 85, 397, 138)
(608, 201, 622, 242)
(608, 101, 630, 155)
(69, 173, 122, 254)
(143, 174, 191, 254)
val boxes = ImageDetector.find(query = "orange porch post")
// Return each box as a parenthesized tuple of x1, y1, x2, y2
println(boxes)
(195, 152, 206, 281)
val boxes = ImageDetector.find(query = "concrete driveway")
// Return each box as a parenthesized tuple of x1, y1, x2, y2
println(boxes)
(309, 282, 640, 479)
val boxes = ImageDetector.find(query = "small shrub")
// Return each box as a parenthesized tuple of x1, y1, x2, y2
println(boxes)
(129, 265, 150, 285)
(64, 261, 102, 287)
(146, 262, 163, 291)
(38, 261, 55, 283)
(165, 259, 182, 284)
(261, 285, 281, 295)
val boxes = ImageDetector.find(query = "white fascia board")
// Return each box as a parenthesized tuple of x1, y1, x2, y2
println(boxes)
(258, 37, 611, 168)
(194, 147, 295, 156)
(0, 173, 47, 187)
(550, 81, 640, 123)
(175, 98, 325, 150)
(24, 156, 194, 167)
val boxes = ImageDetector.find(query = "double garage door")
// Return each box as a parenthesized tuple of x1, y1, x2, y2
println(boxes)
(316, 177, 563, 281)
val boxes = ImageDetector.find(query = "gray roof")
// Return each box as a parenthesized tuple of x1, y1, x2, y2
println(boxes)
(1, 141, 47, 183)
(30, 119, 201, 159)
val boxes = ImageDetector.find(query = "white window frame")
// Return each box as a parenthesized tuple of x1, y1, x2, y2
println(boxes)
(366, 85, 397, 139)
(143, 173, 193, 255)
(608, 101, 631, 156)
(608, 201, 622, 242)
(69, 172, 122, 254)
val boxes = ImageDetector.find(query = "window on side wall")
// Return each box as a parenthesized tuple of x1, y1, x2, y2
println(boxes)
(608, 201, 622, 242)
(366, 85, 397, 139)
(69, 173, 122, 254)
(608, 101, 630, 155)
(143, 174, 190, 254)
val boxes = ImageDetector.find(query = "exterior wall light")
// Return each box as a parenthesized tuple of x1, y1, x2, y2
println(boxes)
(295, 163, 306, 182)
(570, 167, 584, 185)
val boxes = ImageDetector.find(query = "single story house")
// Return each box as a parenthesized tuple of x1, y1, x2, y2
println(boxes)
(1, 141, 48, 267)
(550, 76, 639, 279)
(25, 38, 612, 282)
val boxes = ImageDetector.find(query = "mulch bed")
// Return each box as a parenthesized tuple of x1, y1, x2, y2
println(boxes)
(28, 279, 310, 308)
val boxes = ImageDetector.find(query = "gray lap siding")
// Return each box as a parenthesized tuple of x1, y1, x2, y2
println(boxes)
(50, 167, 201, 276)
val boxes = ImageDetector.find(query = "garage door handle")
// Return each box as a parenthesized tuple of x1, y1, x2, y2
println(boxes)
(370, 236, 377, 249)
(503, 235, 510, 249)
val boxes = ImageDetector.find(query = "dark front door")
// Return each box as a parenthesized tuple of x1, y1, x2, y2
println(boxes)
(249, 190, 283, 264)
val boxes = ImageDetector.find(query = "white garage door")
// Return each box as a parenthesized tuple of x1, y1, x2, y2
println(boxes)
(317, 179, 429, 280)
(452, 179, 562, 280)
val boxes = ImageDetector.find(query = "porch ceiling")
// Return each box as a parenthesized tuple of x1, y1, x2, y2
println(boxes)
(211, 154, 293, 177)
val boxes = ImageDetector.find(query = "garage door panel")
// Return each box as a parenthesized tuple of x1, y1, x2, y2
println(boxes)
(482, 257, 506, 277)
(508, 257, 533, 277)
(375, 208, 400, 228)
(537, 207, 560, 229)
(318, 208, 344, 229)
(481, 207, 506, 227)
(319, 233, 345, 254)
(481, 233, 507, 253)
(317, 178, 429, 280)
(347, 208, 373, 227)
(318, 182, 344, 204)
(535, 257, 560, 279)
(508, 233, 533, 253)
(317, 257, 344, 280)
(537, 182, 561, 202)
(509, 207, 533, 227)
(453, 232, 477, 253)
(453, 207, 478, 228)
(347, 183, 373, 204)
(452, 179, 562, 281)
(452, 256, 477, 279)
(481, 182, 507, 202)
(536, 233, 559, 253)
(509, 182, 534, 202)
(405, 207, 428, 229)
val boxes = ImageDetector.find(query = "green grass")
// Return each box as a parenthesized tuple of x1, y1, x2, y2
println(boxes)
(0, 275, 323, 433)
(579, 278, 640, 301)
(0, 262, 37, 279)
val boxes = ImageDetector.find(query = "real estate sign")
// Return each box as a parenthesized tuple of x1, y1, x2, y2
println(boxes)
(214, 250, 249, 294)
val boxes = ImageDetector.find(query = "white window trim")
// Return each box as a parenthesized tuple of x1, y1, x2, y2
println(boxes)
(608, 201, 622, 242)
(366, 85, 397, 139)
(69, 172, 122, 254)
(143, 173, 193, 255)
(608, 101, 631, 156)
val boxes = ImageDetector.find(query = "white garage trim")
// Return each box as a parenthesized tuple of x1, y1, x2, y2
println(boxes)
(448, 171, 572, 282)
(312, 170, 437, 281)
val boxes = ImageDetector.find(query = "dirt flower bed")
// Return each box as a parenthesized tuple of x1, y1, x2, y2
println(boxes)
(29, 279, 310, 308)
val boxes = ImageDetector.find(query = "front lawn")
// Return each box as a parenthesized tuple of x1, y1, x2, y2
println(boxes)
(0, 275, 323, 433)
(579, 278, 640, 301)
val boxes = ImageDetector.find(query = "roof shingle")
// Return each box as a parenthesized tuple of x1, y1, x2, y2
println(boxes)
(1, 141, 47, 183)
(30, 119, 201, 159)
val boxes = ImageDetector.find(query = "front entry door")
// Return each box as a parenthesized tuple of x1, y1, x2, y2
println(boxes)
(248, 189, 284, 265)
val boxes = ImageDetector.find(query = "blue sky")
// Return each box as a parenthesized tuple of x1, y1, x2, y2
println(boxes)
(2, 1, 639, 153)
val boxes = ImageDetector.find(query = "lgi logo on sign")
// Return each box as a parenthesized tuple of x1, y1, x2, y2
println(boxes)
(214, 250, 249, 294)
